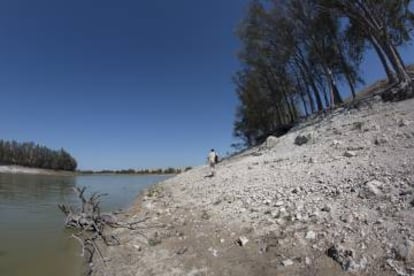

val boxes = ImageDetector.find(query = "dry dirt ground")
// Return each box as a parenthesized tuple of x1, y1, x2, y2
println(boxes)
(91, 96, 414, 276)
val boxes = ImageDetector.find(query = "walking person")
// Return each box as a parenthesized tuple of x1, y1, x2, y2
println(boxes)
(207, 149, 218, 176)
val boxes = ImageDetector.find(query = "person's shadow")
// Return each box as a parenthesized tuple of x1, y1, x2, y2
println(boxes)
(204, 173, 214, 178)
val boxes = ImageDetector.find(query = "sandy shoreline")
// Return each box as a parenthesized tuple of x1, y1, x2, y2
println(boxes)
(0, 165, 75, 176)
(90, 97, 414, 275)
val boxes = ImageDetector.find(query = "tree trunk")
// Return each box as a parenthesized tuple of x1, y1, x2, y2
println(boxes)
(340, 57, 356, 100)
(322, 86, 330, 108)
(382, 41, 411, 84)
(281, 89, 295, 122)
(295, 73, 314, 114)
(369, 35, 396, 83)
(324, 66, 343, 106)
(296, 49, 324, 111)
(300, 93, 309, 117)
(355, 1, 409, 84)
(289, 96, 297, 121)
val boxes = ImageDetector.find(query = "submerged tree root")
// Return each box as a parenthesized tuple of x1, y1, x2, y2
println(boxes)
(58, 187, 158, 275)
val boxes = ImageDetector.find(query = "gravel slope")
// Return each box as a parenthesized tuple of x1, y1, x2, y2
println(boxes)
(92, 96, 414, 276)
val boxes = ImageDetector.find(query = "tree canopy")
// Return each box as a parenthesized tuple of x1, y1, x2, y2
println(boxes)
(234, 0, 414, 146)
(0, 139, 77, 171)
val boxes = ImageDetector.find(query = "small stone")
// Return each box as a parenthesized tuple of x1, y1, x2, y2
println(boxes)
(176, 247, 188, 255)
(374, 136, 388, 145)
(340, 214, 354, 224)
(282, 259, 294, 266)
(275, 201, 284, 207)
(201, 210, 210, 220)
(305, 230, 317, 240)
(364, 180, 383, 197)
(321, 205, 331, 212)
(399, 119, 409, 127)
(326, 244, 354, 271)
(236, 236, 249, 246)
(395, 240, 414, 262)
(344, 151, 356, 158)
(305, 256, 311, 265)
(374, 219, 383, 225)
(271, 210, 280, 218)
(295, 135, 309, 146)
(353, 122, 363, 130)
(292, 188, 299, 194)
(208, 247, 218, 257)
(265, 135, 279, 148)
(332, 139, 340, 146)
(279, 207, 289, 217)
(133, 244, 142, 251)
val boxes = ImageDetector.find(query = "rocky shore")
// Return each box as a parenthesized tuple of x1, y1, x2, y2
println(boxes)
(91, 96, 414, 276)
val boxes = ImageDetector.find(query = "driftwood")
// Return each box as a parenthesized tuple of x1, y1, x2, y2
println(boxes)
(59, 186, 160, 274)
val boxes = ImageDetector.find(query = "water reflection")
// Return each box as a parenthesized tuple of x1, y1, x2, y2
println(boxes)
(0, 173, 170, 276)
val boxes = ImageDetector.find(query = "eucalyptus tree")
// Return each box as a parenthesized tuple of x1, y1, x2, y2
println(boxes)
(234, 69, 277, 145)
(235, 0, 301, 144)
(317, 0, 414, 91)
(287, 0, 348, 106)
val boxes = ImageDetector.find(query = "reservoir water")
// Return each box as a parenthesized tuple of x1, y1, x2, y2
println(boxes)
(0, 173, 170, 276)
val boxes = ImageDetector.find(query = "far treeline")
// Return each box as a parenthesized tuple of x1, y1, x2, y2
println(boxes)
(234, 0, 414, 146)
(80, 167, 192, 175)
(0, 139, 77, 171)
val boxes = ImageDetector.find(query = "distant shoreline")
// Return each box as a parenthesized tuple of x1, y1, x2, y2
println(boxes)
(0, 165, 75, 176)
(0, 165, 181, 177)
(77, 172, 179, 176)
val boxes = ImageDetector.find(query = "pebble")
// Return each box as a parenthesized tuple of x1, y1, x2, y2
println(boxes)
(275, 201, 284, 207)
(344, 151, 357, 158)
(236, 236, 249, 246)
(305, 230, 316, 240)
(282, 259, 294, 266)
(321, 205, 331, 212)
(305, 256, 311, 265)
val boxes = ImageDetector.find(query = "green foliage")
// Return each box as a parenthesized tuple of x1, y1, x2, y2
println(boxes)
(234, 0, 413, 146)
(0, 139, 77, 171)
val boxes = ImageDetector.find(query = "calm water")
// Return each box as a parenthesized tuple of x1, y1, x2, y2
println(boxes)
(0, 173, 170, 276)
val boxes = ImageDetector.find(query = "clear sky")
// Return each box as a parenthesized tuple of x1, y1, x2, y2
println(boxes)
(0, 0, 413, 170)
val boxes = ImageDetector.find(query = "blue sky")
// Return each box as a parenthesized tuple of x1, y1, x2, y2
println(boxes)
(0, 0, 413, 170)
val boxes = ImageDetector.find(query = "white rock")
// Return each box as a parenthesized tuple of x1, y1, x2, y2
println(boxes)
(364, 180, 383, 196)
(265, 136, 279, 148)
(344, 151, 357, 158)
(305, 256, 311, 265)
(279, 207, 289, 217)
(282, 259, 294, 266)
(332, 140, 340, 146)
(237, 236, 249, 246)
(208, 247, 218, 257)
(305, 230, 316, 240)
(271, 210, 280, 218)
(275, 201, 284, 207)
